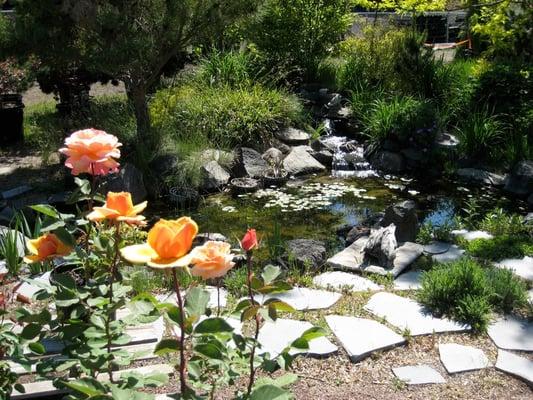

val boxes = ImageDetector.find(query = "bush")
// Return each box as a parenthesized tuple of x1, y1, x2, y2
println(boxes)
(196, 50, 259, 88)
(419, 258, 529, 332)
(151, 83, 304, 146)
(465, 235, 533, 261)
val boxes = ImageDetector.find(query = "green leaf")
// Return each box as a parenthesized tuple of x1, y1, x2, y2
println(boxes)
(300, 327, 326, 342)
(127, 299, 154, 316)
(61, 378, 107, 396)
(28, 341, 45, 355)
(14, 383, 25, 394)
(154, 339, 181, 356)
(53, 273, 77, 290)
(54, 227, 76, 248)
(40, 219, 66, 232)
(250, 384, 292, 400)
(194, 343, 223, 359)
(241, 305, 260, 322)
(290, 337, 309, 350)
(90, 315, 106, 330)
(194, 318, 234, 334)
(74, 177, 92, 195)
(185, 287, 210, 318)
(263, 299, 295, 313)
(21, 323, 41, 340)
(30, 204, 59, 218)
(262, 264, 281, 285)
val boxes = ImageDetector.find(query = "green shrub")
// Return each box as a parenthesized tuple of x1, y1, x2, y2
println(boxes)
(416, 221, 455, 244)
(479, 208, 531, 236)
(196, 50, 258, 88)
(486, 268, 528, 313)
(151, 83, 304, 146)
(465, 235, 533, 261)
(456, 295, 492, 333)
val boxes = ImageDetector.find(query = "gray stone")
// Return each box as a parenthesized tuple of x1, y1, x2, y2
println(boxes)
(326, 315, 405, 362)
(105, 163, 147, 203)
(311, 150, 333, 167)
(327, 237, 368, 271)
(394, 270, 423, 290)
(365, 292, 470, 336)
(439, 343, 490, 373)
(436, 132, 459, 148)
(201, 160, 230, 192)
(15, 272, 51, 303)
(283, 147, 326, 176)
(370, 150, 405, 174)
(275, 127, 311, 146)
(390, 242, 423, 277)
(0, 226, 27, 257)
(2, 185, 32, 200)
(194, 233, 228, 245)
(233, 147, 268, 178)
(346, 225, 370, 245)
(423, 241, 451, 255)
(488, 316, 533, 351)
(257, 287, 341, 311)
(456, 168, 506, 186)
(451, 229, 494, 241)
(494, 256, 533, 281)
(313, 271, 382, 292)
(0, 260, 7, 276)
(262, 147, 284, 166)
(432, 245, 465, 263)
(505, 160, 533, 196)
(495, 350, 533, 386)
(528, 289, 533, 304)
(381, 200, 418, 243)
(258, 318, 337, 358)
(364, 225, 397, 268)
(393, 365, 446, 385)
(284, 239, 326, 269)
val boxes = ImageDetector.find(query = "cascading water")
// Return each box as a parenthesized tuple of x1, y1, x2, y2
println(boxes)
(322, 118, 378, 178)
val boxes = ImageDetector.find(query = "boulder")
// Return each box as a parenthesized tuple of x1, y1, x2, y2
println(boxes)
(381, 200, 418, 243)
(504, 161, 533, 196)
(233, 147, 268, 178)
(456, 168, 506, 186)
(283, 239, 327, 269)
(283, 147, 326, 176)
(262, 148, 284, 165)
(311, 150, 333, 167)
(370, 150, 405, 174)
(201, 160, 230, 192)
(364, 225, 397, 268)
(346, 226, 371, 245)
(105, 163, 147, 203)
(339, 140, 360, 153)
(275, 127, 311, 146)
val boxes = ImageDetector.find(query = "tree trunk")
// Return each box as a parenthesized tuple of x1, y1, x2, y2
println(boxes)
(126, 83, 151, 145)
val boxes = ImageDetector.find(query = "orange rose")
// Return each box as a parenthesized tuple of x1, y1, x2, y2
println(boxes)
(120, 217, 198, 268)
(24, 233, 72, 263)
(87, 191, 147, 225)
(59, 128, 121, 176)
(189, 241, 235, 280)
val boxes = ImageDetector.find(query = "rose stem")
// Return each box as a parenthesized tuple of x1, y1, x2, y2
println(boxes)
(172, 268, 188, 394)
(246, 251, 260, 397)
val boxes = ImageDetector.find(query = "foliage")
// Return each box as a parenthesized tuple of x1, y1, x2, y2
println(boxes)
(416, 221, 454, 245)
(353, 0, 445, 12)
(151, 83, 304, 147)
(0, 225, 23, 277)
(196, 50, 260, 88)
(0, 58, 34, 94)
(246, 0, 353, 82)
(464, 235, 533, 261)
(486, 268, 528, 313)
(479, 208, 532, 236)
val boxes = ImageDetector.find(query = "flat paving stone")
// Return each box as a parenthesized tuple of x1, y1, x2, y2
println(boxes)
(393, 364, 446, 385)
(15, 272, 51, 303)
(528, 289, 533, 304)
(495, 350, 533, 386)
(326, 315, 405, 362)
(432, 245, 465, 263)
(495, 256, 533, 282)
(256, 287, 341, 311)
(258, 318, 337, 358)
(0, 260, 7, 275)
(451, 229, 494, 241)
(423, 241, 451, 255)
(439, 343, 490, 373)
(365, 292, 470, 336)
(393, 270, 423, 290)
(158, 286, 228, 309)
(313, 271, 382, 292)
(488, 316, 533, 351)
(327, 237, 367, 271)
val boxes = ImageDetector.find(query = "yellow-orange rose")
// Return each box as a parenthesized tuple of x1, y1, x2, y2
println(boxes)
(24, 233, 72, 263)
(120, 217, 198, 268)
(59, 128, 121, 176)
(87, 191, 147, 225)
(189, 241, 235, 280)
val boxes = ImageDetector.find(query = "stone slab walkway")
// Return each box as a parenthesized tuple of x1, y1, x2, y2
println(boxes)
(438, 343, 490, 373)
(431, 245, 465, 263)
(495, 350, 533, 386)
(256, 287, 342, 311)
(451, 229, 493, 241)
(488, 316, 533, 351)
(313, 271, 382, 292)
(494, 256, 533, 282)
(393, 364, 446, 385)
(393, 270, 422, 290)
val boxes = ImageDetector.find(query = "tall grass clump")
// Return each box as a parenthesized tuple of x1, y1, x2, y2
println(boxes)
(196, 50, 259, 88)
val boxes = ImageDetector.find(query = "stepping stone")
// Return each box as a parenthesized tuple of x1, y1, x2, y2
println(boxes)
(423, 241, 451, 255)
(494, 256, 533, 282)
(432, 245, 465, 263)
(393, 364, 446, 385)
(15, 272, 52, 303)
(327, 237, 367, 271)
(258, 318, 337, 358)
(364, 242, 423, 277)
(157, 286, 228, 309)
(439, 343, 490, 373)
(393, 270, 422, 290)
(313, 271, 382, 292)
(488, 316, 533, 351)
(451, 229, 494, 241)
(495, 350, 533, 386)
(325, 315, 405, 362)
(528, 289, 533, 304)
(365, 292, 470, 336)
(255, 287, 341, 311)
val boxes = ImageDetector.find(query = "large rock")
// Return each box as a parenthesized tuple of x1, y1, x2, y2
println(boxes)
(201, 161, 230, 192)
(456, 168, 506, 186)
(310, 150, 333, 167)
(504, 160, 533, 196)
(149, 154, 179, 177)
(370, 150, 405, 173)
(346, 225, 371, 245)
(327, 237, 368, 271)
(233, 147, 268, 178)
(105, 163, 147, 203)
(283, 239, 326, 269)
(381, 200, 418, 243)
(262, 148, 284, 166)
(275, 127, 311, 146)
(283, 147, 326, 176)
(364, 225, 397, 268)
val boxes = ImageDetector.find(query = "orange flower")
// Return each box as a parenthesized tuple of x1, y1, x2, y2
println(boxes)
(24, 233, 72, 264)
(120, 217, 198, 268)
(59, 128, 121, 176)
(189, 241, 235, 280)
(87, 192, 147, 225)
(240, 229, 258, 251)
